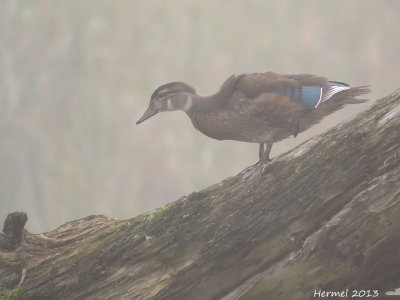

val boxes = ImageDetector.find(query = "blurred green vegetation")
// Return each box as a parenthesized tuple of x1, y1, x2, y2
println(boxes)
(1, 0, 399, 232)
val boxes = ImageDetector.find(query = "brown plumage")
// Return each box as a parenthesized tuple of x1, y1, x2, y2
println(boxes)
(137, 72, 371, 162)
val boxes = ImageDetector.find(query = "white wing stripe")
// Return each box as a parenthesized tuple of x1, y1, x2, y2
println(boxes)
(314, 87, 323, 108)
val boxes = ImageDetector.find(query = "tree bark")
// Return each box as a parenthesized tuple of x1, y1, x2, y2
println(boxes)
(1, 90, 400, 300)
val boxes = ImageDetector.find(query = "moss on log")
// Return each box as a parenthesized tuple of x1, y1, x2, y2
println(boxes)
(1, 90, 400, 300)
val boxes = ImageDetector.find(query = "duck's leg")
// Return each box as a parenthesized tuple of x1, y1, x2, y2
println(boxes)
(261, 140, 273, 163)
(258, 143, 265, 160)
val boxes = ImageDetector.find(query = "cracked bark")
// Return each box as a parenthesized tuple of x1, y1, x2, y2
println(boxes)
(1, 90, 400, 300)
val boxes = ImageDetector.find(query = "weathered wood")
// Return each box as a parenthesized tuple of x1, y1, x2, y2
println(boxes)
(1, 90, 400, 300)
(1, 212, 28, 251)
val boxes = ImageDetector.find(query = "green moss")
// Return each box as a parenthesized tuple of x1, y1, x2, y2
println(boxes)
(0, 288, 26, 300)
(143, 203, 176, 225)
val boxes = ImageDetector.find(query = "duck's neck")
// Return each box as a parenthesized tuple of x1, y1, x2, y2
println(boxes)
(181, 93, 194, 112)
(172, 92, 205, 113)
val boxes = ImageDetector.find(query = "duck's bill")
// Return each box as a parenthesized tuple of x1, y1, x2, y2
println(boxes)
(136, 108, 158, 124)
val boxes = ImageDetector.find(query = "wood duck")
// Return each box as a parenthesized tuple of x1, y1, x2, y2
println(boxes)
(137, 72, 370, 162)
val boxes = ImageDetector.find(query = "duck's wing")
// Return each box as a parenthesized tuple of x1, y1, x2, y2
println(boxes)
(223, 72, 309, 129)
(218, 72, 369, 129)
(234, 72, 327, 99)
(233, 92, 303, 130)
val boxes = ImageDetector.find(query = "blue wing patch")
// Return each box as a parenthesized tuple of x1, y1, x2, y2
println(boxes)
(286, 86, 321, 110)
(286, 81, 350, 110)
(300, 86, 322, 109)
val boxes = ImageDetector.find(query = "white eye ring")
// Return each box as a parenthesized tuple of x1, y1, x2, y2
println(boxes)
(167, 99, 172, 110)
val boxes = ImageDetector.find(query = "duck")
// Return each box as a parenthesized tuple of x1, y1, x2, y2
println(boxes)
(136, 72, 370, 163)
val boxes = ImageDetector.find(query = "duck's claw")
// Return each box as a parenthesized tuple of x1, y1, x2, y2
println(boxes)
(260, 158, 273, 173)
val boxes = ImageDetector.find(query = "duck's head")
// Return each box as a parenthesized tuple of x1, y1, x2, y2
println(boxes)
(136, 82, 196, 124)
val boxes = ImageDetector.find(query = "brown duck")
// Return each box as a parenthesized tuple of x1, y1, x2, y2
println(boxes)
(137, 72, 370, 162)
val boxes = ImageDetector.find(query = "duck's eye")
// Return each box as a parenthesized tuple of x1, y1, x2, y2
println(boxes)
(155, 92, 165, 100)
(159, 94, 170, 102)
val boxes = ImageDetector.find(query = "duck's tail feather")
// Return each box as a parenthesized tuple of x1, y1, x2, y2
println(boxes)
(323, 84, 371, 106)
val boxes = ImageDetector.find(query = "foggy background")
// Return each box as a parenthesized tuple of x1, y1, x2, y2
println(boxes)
(1, 0, 399, 233)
